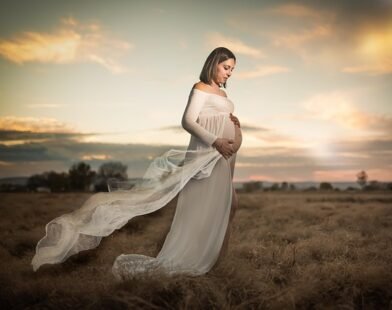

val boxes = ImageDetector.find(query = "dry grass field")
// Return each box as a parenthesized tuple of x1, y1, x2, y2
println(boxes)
(0, 191, 391, 309)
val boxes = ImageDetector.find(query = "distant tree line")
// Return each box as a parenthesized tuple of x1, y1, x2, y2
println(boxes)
(1, 167, 391, 193)
(239, 170, 392, 193)
(0, 161, 128, 193)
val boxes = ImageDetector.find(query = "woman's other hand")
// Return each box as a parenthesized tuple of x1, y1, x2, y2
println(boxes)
(229, 113, 240, 128)
(212, 138, 235, 159)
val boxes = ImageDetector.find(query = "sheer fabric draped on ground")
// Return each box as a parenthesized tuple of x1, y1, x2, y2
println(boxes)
(31, 88, 238, 279)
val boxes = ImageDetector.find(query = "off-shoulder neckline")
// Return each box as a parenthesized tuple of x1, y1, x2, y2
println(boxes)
(192, 88, 229, 99)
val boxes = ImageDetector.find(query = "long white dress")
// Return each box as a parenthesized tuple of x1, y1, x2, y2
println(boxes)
(31, 87, 238, 280)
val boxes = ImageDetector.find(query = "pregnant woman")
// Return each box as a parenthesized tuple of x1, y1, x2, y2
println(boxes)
(31, 47, 243, 280)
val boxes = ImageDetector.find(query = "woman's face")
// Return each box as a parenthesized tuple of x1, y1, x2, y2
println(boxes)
(214, 58, 235, 85)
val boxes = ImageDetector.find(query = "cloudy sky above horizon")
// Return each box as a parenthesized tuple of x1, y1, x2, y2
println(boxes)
(0, 0, 391, 182)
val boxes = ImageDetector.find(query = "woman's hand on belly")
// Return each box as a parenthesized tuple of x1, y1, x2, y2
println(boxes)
(212, 138, 235, 159)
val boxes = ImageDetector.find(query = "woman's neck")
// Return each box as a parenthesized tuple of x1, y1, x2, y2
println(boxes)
(208, 80, 221, 90)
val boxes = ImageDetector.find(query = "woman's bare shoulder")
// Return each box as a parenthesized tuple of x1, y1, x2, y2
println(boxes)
(191, 81, 227, 97)
(192, 81, 209, 91)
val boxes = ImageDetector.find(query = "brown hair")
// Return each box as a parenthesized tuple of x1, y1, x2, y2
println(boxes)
(199, 47, 236, 89)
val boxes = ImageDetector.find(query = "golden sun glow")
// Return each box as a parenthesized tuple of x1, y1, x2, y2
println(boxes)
(343, 26, 392, 75)
(359, 27, 392, 58)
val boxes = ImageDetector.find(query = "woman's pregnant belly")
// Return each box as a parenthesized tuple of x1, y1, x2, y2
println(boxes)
(199, 113, 235, 140)
(187, 113, 235, 150)
(221, 114, 235, 140)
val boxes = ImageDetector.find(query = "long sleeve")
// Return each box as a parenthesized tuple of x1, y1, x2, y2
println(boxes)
(181, 89, 218, 146)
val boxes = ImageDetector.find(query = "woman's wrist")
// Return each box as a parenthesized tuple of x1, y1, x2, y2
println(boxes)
(212, 138, 222, 148)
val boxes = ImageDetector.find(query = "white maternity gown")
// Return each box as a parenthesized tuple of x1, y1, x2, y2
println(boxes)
(31, 87, 237, 280)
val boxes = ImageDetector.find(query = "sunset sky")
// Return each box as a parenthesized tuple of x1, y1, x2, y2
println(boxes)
(0, 0, 391, 182)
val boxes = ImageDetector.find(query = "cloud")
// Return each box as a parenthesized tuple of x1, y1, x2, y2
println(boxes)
(234, 147, 327, 182)
(270, 25, 332, 50)
(302, 92, 368, 129)
(262, 3, 335, 21)
(240, 124, 269, 132)
(258, 4, 335, 62)
(158, 125, 183, 132)
(81, 154, 112, 160)
(205, 32, 266, 59)
(0, 138, 182, 182)
(228, 3, 335, 47)
(0, 139, 184, 179)
(25, 103, 66, 109)
(342, 61, 392, 75)
(234, 65, 290, 79)
(159, 124, 271, 133)
(240, 122, 303, 149)
(0, 130, 91, 142)
(266, 90, 392, 160)
(0, 17, 132, 74)
(0, 143, 68, 162)
(0, 116, 77, 133)
(301, 91, 392, 133)
(234, 135, 392, 182)
(0, 30, 80, 64)
(0, 116, 98, 146)
(268, 2, 392, 74)
(0, 132, 390, 181)
(333, 137, 392, 154)
(228, 2, 392, 74)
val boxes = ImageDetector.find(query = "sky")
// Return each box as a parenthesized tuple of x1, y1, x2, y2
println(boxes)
(0, 0, 391, 183)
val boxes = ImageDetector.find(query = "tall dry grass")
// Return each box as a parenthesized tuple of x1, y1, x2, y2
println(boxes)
(0, 191, 391, 309)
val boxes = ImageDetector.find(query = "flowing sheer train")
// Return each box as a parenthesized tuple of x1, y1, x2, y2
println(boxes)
(31, 88, 240, 280)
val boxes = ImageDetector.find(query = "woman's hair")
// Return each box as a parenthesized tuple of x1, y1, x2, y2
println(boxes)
(199, 47, 236, 88)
